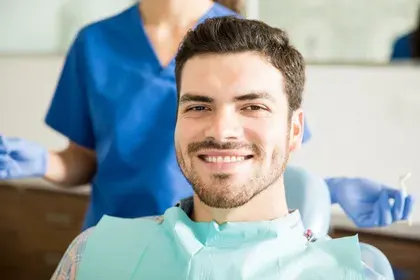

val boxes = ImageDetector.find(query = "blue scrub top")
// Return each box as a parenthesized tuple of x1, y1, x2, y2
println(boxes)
(45, 3, 312, 230)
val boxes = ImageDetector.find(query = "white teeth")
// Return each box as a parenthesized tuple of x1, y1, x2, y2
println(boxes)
(203, 156, 246, 163)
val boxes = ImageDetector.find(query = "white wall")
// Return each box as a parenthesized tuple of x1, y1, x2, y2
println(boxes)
(0, 0, 135, 53)
(0, 56, 67, 149)
(0, 56, 419, 238)
(255, 0, 420, 62)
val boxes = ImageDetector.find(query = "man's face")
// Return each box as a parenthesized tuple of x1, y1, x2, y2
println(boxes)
(175, 52, 303, 209)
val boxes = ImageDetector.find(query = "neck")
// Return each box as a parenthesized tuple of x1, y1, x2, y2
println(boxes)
(192, 179, 289, 224)
(139, 0, 214, 27)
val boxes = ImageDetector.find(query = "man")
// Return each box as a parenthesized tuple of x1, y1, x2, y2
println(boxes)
(51, 16, 381, 279)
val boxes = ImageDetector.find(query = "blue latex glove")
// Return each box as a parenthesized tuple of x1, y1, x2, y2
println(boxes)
(326, 177, 414, 228)
(0, 135, 48, 179)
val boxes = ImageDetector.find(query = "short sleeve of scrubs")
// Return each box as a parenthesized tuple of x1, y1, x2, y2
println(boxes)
(45, 30, 95, 150)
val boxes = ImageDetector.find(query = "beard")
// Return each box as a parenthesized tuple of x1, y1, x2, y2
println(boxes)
(176, 137, 290, 209)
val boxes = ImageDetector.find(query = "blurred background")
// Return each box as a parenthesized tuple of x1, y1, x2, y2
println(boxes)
(0, 0, 419, 279)
(1, 0, 419, 61)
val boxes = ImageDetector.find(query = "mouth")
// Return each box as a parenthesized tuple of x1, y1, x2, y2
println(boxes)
(197, 154, 254, 163)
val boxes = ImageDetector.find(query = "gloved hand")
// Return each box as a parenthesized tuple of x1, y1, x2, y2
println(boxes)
(0, 135, 48, 180)
(326, 177, 414, 228)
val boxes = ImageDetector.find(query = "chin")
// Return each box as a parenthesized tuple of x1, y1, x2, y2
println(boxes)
(203, 171, 244, 182)
(197, 190, 252, 209)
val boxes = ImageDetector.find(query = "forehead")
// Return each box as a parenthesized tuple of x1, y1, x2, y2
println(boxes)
(179, 52, 285, 101)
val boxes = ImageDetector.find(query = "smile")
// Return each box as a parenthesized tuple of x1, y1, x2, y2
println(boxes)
(198, 155, 253, 163)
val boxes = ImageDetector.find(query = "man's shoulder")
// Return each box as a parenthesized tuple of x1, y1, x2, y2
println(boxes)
(50, 227, 95, 279)
(304, 235, 364, 276)
(309, 235, 385, 279)
(50, 214, 166, 279)
(63, 226, 97, 262)
(68, 215, 166, 258)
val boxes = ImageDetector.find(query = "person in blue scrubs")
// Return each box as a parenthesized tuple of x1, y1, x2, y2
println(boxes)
(0, 0, 414, 231)
(390, 7, 420, 60)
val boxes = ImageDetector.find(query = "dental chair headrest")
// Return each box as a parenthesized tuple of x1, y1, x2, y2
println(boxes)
(284, 165, 331, 237)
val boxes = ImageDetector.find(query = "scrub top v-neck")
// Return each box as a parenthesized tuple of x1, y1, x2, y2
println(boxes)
(45, 3, 239, 230)
(136, 4, 216, 75)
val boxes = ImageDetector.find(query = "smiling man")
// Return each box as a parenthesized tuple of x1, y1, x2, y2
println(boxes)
(50, 16, 371, 280)
(175, 51, 299, 224)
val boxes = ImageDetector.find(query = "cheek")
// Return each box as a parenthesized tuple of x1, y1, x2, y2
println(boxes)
(175, 119, 199, 155)
(174, 124, 187, 152)
(244, 118, 289, 145)
(175, 117, 191, 138)
(243, 121, 290, 161)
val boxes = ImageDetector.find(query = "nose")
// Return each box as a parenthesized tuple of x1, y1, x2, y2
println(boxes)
(204, 108, 244, 141)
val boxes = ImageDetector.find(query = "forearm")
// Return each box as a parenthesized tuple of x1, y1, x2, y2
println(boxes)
(44, 142, 96, 187)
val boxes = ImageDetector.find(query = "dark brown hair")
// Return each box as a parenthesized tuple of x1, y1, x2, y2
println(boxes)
(175, 16, 306, 112)
(213, 0, 244, 14)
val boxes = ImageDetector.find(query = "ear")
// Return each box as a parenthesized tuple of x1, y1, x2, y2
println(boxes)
(288, 109, 304, 152)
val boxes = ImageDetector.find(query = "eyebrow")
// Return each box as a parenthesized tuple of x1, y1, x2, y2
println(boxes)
(179, 94, 214, 105)
(179, 92, 276, 105)
(233, 92, 276, 103)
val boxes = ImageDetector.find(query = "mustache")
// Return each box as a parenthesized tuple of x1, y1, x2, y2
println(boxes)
(187, 139, 259, 155)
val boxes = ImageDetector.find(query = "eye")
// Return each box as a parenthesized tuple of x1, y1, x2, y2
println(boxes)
(186, 105, 210, 112)
(243, 105, 265, 111)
